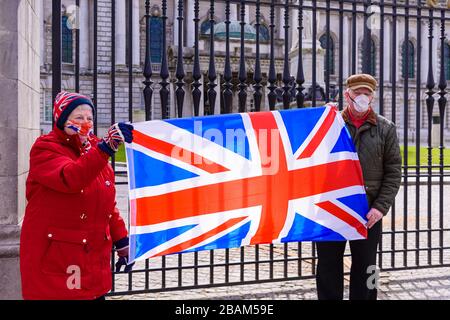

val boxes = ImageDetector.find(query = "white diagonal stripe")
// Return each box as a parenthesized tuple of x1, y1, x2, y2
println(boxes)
(133, 119, 253, 173)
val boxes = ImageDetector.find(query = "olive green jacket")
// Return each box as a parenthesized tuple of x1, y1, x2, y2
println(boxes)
(342, 107, 402, 215)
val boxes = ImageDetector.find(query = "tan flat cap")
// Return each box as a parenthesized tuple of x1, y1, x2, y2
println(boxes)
(346, 74, 378, 92)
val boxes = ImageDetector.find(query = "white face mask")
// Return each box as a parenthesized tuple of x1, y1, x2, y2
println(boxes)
(351, 94, 371, 113)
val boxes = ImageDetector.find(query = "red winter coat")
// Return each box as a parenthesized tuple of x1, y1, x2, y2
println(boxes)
(20, 128, 128, 300)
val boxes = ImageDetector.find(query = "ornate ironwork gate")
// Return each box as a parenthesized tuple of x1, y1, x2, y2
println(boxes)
(49, 0, 449, 296)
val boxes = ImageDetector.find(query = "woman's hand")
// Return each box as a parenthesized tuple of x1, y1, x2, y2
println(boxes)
(98, 122, 134, 156)
(114, 236, 135, 273)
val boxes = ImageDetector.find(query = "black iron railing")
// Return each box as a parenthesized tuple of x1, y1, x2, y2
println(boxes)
(49, 0, 450, 296)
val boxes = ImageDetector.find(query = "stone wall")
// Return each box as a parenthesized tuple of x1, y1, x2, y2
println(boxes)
(0, 0, 41, 300)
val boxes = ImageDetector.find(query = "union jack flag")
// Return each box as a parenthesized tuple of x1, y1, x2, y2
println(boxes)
(54, 91, 80, 111)
(125, 106, 369, 263)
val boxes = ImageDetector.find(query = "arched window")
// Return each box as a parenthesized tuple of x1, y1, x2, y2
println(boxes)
(402, 40, 415, 79)
(319, 34, 335, 76)
(370, 38, 376, 76)
(444, 43, 450, 81)
(259, 24, 270, 41)
(149, 16, 163, 63)
(62, 15, 73, 63)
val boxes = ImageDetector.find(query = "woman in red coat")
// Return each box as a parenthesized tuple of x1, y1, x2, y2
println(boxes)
(20, 91, 134, 300)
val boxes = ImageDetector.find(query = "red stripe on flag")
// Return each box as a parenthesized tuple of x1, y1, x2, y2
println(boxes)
(298, 108, 337, 159)
(154, 216, 247, 257)
(133, 130, 229, 174)
(133, 159, 364, 227)
(248, 111, 290, 243)
(315, 201, 368, 238)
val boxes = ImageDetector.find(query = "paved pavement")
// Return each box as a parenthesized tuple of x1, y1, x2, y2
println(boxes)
(110, 172, 450, 300)
(107, 267, 450, 300)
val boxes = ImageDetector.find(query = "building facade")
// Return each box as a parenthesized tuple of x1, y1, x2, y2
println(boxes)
(39, 0, 450, 142)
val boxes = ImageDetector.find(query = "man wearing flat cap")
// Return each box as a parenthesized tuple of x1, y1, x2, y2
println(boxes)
(316, 74, 401, 300)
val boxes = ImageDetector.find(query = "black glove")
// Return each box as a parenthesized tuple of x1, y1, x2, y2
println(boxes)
(114, 237, 134, 273)
(115, 256, 134, 273)
(98, 122, 134, 156)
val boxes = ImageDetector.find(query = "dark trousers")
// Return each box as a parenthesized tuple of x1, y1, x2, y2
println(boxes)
(316, 221, 382, 300)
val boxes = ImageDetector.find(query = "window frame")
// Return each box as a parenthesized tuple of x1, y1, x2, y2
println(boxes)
(61, 15, 73, 64)
(401, 40, 415, 80)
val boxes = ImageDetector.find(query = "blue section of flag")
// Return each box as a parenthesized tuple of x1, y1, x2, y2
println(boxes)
(181, 221, 252, 253)
(131, 224, 198, 261)
(126, 148, 199, 189)
(279, 107, 326, 154)
(331, 126, 356, 153)
(336, 194, 369, 221)
(165, 114, 252, 160)
(126, 147, 137, 190)
(281, 213, 346, 242)
(127, 107, 368, 261)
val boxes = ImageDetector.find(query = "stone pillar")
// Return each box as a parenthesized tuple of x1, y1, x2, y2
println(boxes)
(214, 74, 221, 115)
(198, 75, 205, 116)
(0, 0, 41, 300)
(40, 0, 45, 66)
(186, 0, 195, 48)
(432, 20, 439, 82)
(291, 5, 299, 51)
(245, 5, 250, 24)
(263, 85, 269, 111)
(289, 10, 325, 91)
(115, 0, 126, 65)
(170, 80, 176, 118)
(232, 90, 239, 113)
(173, 0, 179, 49)
(183, 82, 193, 117)
(230, 3, 238, 21)
(354, 15, 361, 74)
(132, 0, 140, 66)
(278, 7, 284, 40)
(79, 0, 90, 69)
(420, 20, 429, 84)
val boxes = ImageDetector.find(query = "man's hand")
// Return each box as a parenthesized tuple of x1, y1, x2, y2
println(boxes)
(366, 208, 384, 229)
(324, 102, 339, 111)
